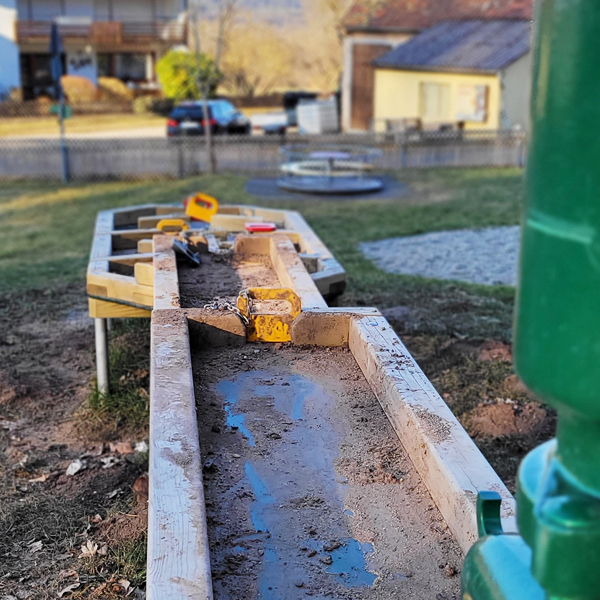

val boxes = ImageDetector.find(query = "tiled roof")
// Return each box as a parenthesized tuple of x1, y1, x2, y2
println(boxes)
(343, 0, 534, 32)
(374, 19, 531, 72)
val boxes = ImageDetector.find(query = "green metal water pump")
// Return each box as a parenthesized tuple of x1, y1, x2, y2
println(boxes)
(461, 1, 600, 598)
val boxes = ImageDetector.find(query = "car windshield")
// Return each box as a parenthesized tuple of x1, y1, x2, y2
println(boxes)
(171, 106, 205, 120)
(211, 101, 237, 119)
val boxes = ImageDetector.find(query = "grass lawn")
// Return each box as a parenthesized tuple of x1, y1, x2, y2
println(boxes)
(0, 113, 165, 138)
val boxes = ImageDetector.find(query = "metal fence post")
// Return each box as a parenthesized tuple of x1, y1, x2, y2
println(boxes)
(176, 138, 185, 179)
(95, 317, 110, 395)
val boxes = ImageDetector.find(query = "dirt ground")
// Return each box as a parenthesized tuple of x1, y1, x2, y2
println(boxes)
(0, 285, 150, 599)
(192, 344, 463, 600)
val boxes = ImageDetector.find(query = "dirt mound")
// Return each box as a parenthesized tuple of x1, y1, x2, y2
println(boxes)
(466, 401, 549, 438)
(478, 340, 512, 362)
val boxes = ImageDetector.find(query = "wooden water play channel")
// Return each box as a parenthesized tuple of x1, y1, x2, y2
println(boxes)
(86, 204, 516, 600)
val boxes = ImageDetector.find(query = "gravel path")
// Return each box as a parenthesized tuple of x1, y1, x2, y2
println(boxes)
(360, 226, 520, 286)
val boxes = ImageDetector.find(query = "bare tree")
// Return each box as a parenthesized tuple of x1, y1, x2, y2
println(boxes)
(189, 0, 240, 174)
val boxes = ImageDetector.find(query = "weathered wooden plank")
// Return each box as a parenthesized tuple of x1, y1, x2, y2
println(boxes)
(211, 213, 264, 231)
(268, 235, 328, 310)
(138, 239, 154, 254)
(153, 236, 180, 310)
(87, 270, 154, 308)
(88, 297, 151, 319)
(348, 315, 517, 553)
(135, 262, 155, 287)
(147, 309, 213, 600)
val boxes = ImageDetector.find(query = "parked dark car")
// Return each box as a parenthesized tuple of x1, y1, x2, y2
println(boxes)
(167, 100, 251, 137)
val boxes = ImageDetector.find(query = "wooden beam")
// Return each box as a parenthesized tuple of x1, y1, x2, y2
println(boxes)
(135, 262, 155, 287)
(348, 315, 517, 553)
(211, 214, 264, 231)
(147, 310, 213, 600)
(268, 234, 327, 310)
(153, 236, 180, 310)
(89, 297, 151, 319)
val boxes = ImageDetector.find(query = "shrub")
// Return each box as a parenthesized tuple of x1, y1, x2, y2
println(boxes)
(132, 95, 155, 114)
(132, 96, 174, 115)
(98, 77, 135, 103)
(61, 75, 98, 104)
(156, 50, 221, 102)
(149, 97, 174, 116)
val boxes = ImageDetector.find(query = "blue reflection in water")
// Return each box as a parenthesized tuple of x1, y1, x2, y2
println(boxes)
(216, 379, 256, 446)
(216, 371, 379, 598)
(327, 539, 376, 587)
(245, 462, 275, 534)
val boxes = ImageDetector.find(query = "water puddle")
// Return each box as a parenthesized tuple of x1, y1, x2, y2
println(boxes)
(214, 369, 378, 598)
(216, 379, 256, 446)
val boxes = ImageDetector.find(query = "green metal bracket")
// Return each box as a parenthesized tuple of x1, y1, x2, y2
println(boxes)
(476, 491, 504, 538)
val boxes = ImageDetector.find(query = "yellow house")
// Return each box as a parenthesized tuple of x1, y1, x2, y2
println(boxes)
(373, 19, 532, 132)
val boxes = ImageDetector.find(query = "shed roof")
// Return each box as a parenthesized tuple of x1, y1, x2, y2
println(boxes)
(373, 19, 531, 74)
(343, 0, 533, 32)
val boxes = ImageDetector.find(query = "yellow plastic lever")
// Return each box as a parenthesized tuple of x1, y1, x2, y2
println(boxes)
(156, 219, 189, 233)
(237, 288, 301, 343)
(185, 193, 219, 222)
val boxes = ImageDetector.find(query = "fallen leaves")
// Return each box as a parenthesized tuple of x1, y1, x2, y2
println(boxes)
(109, 442, 133, 455)
(57, 583, 81, 598)
(100, 456, 121, 469)
(27, 540, 43, 553)
(79, 540, 108, 558)
(66, 459, 85, 477)
(134, 441, 148, 453)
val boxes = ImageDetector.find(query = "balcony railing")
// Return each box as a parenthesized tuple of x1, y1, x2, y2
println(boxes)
(17, 19, 187, 45)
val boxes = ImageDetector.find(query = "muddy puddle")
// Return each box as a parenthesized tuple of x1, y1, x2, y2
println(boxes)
(192, 344, 461, 600)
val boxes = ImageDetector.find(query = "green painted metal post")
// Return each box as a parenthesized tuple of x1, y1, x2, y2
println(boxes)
(462, 0, 600, 598)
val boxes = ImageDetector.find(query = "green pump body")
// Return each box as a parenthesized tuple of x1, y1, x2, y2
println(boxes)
(462, 0, 600, 598)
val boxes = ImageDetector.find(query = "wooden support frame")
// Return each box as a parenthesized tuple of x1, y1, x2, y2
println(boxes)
(87, 203, 346, 319)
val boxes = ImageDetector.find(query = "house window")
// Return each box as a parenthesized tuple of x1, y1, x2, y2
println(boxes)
(455, 85, 489, 122)
(420, 83, 451, 121)
(115, 54, 147, 81)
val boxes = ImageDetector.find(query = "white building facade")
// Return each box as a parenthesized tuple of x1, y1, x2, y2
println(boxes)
(5, 0, 187, 99)
(0, 0, 21, 97)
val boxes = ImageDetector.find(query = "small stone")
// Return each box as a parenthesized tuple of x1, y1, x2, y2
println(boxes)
(203, 458, 218, 473)
(232, 454, 241, 458)
(294, 581, 304, 588)
(267, 432, 281, 440)
(133, 474, 149, 503)
(307, 550, 317, 557)
(319, 555, 333, 565)
(444, 564, 458, 578)
(323, 541, 341, 552)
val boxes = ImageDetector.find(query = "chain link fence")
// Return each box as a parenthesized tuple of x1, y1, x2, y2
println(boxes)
(0, 129, 526, 181)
